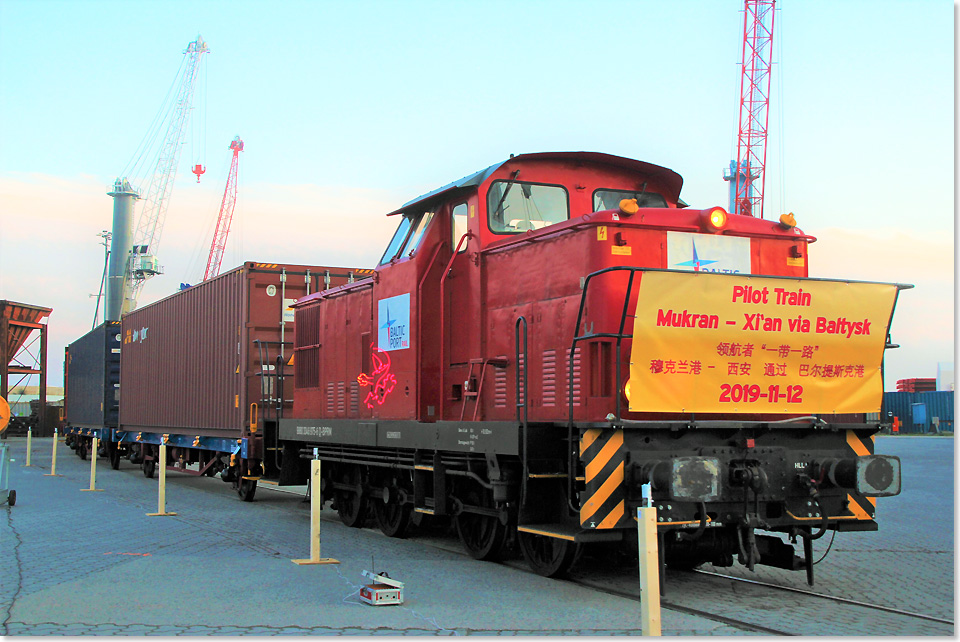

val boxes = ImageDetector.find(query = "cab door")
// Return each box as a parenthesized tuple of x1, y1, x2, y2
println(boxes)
(445, 198, 483, 416)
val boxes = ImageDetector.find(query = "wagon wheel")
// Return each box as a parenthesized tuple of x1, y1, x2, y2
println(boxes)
(455, 488, 507, 561)
(237, 478, 257, 502)
(109, 444, 122, 470)
(373, 479, 411, 538)
(517, 531, 582, 577)
(335, 466, 369, 528)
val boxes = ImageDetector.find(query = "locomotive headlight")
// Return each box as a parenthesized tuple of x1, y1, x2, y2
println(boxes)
(671, 457, 722, 501)
(619, 198, 640, 217)
(778, 212, 797, 229)
(700, 207, 728, 233)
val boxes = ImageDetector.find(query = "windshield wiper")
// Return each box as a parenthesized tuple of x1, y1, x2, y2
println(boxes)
(492, 169, 521, 222)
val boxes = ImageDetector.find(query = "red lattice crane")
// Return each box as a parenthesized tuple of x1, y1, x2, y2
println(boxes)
(203, 136, 244, 281)
(727, 0, 776, 219)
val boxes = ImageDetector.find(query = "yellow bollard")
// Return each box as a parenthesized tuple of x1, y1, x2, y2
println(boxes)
(637, 506, 662, 636)
(81, 437, 104, 492)
(146, 444, 176, 517)
(292, 458, 339, 566)
(43, 428, 63, 477)
(25, 428, 32, 466)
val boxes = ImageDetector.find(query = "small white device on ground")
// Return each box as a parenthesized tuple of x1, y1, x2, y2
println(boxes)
(359, 570, 404, 606)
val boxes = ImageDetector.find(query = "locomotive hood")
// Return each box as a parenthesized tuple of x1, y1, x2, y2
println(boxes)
(387, 152, 685, 216)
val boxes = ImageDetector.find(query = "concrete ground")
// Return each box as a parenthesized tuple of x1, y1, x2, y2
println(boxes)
(1, 435, 749, 636)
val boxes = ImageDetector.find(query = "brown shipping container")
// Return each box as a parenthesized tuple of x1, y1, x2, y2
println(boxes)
(119, 262, 371, 453)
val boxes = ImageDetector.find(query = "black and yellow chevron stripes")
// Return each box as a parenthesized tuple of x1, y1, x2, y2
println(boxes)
(579, 428, 630, 529)
(843, 429, 877, 520)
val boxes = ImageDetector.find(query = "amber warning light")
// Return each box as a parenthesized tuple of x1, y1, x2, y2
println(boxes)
(700, 207, 728, 233)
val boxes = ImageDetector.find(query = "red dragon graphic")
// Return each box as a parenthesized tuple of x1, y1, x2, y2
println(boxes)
(357, 345, 397, 409)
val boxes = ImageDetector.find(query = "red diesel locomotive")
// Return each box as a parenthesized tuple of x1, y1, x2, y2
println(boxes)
(280, 151, 905, 579)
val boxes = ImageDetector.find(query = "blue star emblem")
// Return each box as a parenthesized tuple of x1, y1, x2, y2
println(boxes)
(676, 240, 718, 272)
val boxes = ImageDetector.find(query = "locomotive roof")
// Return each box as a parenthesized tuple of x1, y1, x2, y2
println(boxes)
(387, 152, 684, 216)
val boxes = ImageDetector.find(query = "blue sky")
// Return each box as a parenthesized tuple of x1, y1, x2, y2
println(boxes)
(0, 0, 953, 389)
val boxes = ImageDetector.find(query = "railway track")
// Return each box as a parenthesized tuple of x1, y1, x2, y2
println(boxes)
(304, 497, 952, 636)
(693, 569, 955, 627)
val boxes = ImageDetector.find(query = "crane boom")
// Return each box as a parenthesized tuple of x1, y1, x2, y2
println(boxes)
(203, 137, 244, 281)
(729, 0, 775, 219)
(123, 35, 209, 313)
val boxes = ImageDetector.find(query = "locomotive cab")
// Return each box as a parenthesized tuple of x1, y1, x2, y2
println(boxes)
(283, 151, 905, 579)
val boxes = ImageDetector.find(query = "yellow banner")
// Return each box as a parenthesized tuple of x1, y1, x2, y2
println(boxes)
(627, 271, 898, 414)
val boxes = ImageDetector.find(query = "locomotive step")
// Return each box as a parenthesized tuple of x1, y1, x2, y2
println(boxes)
(518, 523, 623, 543)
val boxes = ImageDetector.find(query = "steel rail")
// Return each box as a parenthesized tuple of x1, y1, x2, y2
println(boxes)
(694, 569, 955, 626)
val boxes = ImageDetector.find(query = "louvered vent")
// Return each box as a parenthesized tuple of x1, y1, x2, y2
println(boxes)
(349, 381, 359, 415)
(326, 382, 335, 415)
(494, 364, 507, 409)
(542, 349, 557, 407)
(566, 347, 582, 407)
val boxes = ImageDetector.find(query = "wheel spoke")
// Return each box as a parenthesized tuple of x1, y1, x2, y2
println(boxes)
(518, 532, 581, 577)
(455, 489, 506, 561)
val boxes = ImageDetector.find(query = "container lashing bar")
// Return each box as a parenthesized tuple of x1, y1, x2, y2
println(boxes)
(254, 338, 292, 471)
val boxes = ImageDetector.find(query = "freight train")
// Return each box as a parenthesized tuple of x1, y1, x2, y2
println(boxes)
(65, 152, 907, 581)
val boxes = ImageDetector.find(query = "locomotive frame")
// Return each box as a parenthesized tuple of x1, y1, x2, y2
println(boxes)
(279, 152, 906, 579)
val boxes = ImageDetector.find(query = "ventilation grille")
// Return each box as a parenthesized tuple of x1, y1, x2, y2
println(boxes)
(493, 355, 510, 408)
(542, 349, 557, 407)
(295, 304, 321, 346)
(494, 364, 507, 409)
(295, 346, 320, 389)
(349, 381, 359, 415)
(567, 347, 582, 407)
(326, 382, 335, 415)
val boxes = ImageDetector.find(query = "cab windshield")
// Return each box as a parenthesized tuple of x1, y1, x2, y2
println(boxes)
(379, 210, 436, 265)
(593, 189, 666, 211)
(488, 181, 569, 233)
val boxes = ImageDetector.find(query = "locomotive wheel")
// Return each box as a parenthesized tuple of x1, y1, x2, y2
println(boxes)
(518, 532, 582, 578)
(237, 478, 257, 502)
(374, 496, 411, 538)
(373, 476, 411, 538)
(335, 467, 368, 528)
(455, 490, 507, 561)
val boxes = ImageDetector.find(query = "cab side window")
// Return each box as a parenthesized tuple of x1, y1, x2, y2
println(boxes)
(452, 203, 468, 252)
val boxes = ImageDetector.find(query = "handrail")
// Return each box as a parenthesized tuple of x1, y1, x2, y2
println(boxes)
(515, 316, 528, 509)
(566, 266, 644, 512)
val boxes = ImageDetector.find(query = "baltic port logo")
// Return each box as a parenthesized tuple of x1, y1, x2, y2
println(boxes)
(378, 293, 410, 352)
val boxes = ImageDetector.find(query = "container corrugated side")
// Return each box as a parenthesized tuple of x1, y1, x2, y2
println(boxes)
(119, 262, 368, 439)
(882, 391, 955, 433)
